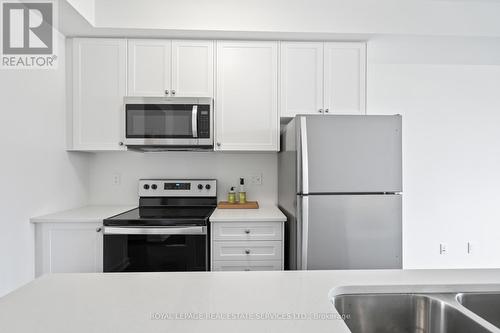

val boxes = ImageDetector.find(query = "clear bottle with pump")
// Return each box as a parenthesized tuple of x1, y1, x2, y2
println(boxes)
(238, 178, 246, 204)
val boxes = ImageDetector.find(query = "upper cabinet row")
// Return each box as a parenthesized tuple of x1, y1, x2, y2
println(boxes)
(68, 38, 366, 152)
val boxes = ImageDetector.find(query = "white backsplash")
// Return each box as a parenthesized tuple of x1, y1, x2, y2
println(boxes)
(88, 151, 278, 205)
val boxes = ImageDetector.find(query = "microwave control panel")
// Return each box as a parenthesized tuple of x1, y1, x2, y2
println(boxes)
(197, 105, 210, 138)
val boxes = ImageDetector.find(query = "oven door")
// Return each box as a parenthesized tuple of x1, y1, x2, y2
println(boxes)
(123, 98, 213, 147)
(103, 226, 208, 272)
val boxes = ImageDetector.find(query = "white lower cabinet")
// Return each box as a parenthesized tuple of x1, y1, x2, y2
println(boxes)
(213, 261, 282, 272)
(211, 221, 284, 271)
(35, 223, 103, 277)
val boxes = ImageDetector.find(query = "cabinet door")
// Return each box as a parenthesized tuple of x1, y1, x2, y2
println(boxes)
(216, 41, 279, 151)
(36, 223, 103, 276)
(72, 38, 126, 150)
(171, 40, 214, 97)
(127, 39, 171, 96)
(323, 42, 366, 115)
(280, 42, 323, 117)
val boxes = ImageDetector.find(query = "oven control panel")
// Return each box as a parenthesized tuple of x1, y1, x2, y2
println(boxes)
(139, 179, 217, 197)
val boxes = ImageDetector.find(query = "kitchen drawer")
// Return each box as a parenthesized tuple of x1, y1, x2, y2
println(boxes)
(212, 222, 282, 241)
(212, 260, 282, 271)
(212, 241, 282, 261)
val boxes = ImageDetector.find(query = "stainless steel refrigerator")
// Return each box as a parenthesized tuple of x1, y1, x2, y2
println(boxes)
(278, 115, 402, 270)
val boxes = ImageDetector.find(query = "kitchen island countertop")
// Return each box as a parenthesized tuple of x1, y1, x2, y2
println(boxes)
(1, 269, 500, 333)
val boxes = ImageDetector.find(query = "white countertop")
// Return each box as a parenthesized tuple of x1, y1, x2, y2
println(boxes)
(1, 269, 500, 333)
(30, 205, 137, 223)
(209, 205, 286, 222)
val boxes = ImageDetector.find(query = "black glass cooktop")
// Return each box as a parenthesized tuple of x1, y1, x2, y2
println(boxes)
(104, 207, 215, 227)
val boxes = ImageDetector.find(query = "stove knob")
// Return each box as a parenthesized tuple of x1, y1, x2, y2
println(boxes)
(205, 184, 211, 190)
(143, 184, 150, 190)
(197, 184, 203, 190)
(151, 184, 158, 190)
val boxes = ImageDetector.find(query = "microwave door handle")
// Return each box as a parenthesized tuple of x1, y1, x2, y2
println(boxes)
(192, 105, 198, 138)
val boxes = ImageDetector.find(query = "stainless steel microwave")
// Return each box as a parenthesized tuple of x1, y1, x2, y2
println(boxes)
(123, 97, 213, 151)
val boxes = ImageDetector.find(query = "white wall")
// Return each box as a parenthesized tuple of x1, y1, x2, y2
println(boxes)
(94, 0, 500, 37)
(0, 33, 89, 297)
(367, 36, 500, 268)
(88, 152, 277, 205)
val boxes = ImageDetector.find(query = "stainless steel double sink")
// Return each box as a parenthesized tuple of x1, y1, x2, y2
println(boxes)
(331, 290, 500, 333)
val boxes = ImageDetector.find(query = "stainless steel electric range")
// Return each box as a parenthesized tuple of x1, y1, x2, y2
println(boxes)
(103, 179, 217, 272)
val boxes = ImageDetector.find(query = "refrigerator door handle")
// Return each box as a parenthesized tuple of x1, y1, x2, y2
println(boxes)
(297, 195, 309, 270)
(299, 116, 309, 195)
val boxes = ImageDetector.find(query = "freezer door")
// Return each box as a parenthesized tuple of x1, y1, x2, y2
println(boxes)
(299, 194, 402, 270)
(299, 115, 402, 194)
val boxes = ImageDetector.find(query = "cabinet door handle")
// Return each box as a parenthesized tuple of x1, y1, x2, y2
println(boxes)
(318, 109, 324, 113)
(244, 229, 250, 234)
(244, 268, 251, 271)
(171, 90, 176, 96)
(245, 249, 251, 254)
(216, 142, 221, 147)
(118, 141, 124, 146)
(165, 90, 170, 95)
(325, 108, 330, 113)
(96, 227, 102, 233)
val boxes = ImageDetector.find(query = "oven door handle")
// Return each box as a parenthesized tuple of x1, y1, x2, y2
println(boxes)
(104, 226, 206, 235)
(192, 105, 198, 138)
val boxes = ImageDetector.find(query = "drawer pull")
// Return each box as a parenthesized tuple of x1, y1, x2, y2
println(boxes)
(244, 268, 251, 271)
(244, 229, 250, 234)
(245, 249, 251, 254)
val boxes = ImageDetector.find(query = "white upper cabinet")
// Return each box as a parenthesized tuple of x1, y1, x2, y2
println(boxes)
(128, 39, 214, 97)
(280, 41, 366, 117)
(324, 42, 366, 115)
(127, 39, 171, 96)
(216, 41, 279, 151)
(171, 40, 214, 97)
(280, 42, 324, 117)
(71, 38, 126, 151)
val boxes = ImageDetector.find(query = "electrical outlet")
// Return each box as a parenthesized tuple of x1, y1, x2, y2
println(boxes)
(249, 173, 263, 185)
(439, 243, 447, 255)
(112, 173, 121, 185)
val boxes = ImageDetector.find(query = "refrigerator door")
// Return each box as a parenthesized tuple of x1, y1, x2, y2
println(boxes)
(298, 194, 402, 270)
(298, 115, 402, 194)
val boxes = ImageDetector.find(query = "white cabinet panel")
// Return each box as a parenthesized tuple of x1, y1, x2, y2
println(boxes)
(324, 42, 366, 115)
(212, 260, 282, 271)
(36, 223, 103, 277)
(210, 220, 285, 271)
(213, 222, 282, 241)
(280, 42, 324, 117)
(213, 241, 282, 261)
(215, 41, 279, 151)
(71, 38, 126, 151)
(171, 40, 214, 97)
(127, 39, 171, 96)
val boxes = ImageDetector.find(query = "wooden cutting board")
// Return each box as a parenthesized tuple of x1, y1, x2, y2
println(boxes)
(217, 201, 259, 209)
